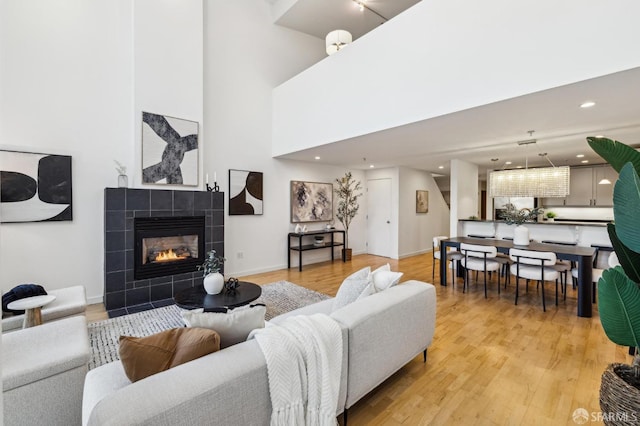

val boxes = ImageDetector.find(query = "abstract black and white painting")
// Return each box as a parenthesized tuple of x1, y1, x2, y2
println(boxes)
(0, 150, 72, 223)
(290, 181, 333, 223)
(229, 169, 263, 215)
(142, 112, 198, 186)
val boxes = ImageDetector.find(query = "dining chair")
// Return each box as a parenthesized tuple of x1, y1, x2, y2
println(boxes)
(460, 243, 501, 298)
(571, 245, 614, 304)
(509, 248, 560, 312)
(432, 236, 463, 285)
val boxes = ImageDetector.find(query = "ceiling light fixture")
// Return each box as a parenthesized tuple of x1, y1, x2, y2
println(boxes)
(576, 154, 585, 158)
(505, 161, 512, 165)
(438, 165, 444, 169)
(325, 30, 352, 55)
(580, 101, 596, 108)
(314, 156, 321, 160)
(352, 0, 389, 21)
(581, 160, 589, 163)
(488, 131, 570, 198)
(598, 178, 612, 185)
(369, 164, 375, 168)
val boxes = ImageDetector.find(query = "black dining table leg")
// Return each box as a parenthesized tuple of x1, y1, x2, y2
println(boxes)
(439, 240, 447, 286)
(576, 255, 593, 317)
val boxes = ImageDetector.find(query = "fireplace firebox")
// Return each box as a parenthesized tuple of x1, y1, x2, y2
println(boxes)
(134, 216, 205, 280)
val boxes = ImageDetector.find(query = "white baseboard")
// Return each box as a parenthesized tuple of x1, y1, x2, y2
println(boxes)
(87, 295, 103, 305)
(398, 248, 431, 259)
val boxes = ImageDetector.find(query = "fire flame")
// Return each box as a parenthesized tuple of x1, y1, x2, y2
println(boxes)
(155, 249, 188, 262)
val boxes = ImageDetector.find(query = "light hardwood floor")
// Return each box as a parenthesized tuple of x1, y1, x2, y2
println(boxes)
(86, 253, 629, 425)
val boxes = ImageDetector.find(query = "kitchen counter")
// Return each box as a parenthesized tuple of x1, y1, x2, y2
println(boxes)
(459, 219, 608, 227)
(458, 219, 611, 247)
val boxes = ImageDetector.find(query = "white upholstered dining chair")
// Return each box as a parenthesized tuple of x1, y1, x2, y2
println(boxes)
(432, 236, 463, 285)
(509, 248, 560, 312)
(460, 243, 501, 298)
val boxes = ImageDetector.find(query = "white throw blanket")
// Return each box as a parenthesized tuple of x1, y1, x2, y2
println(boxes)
(250, 314, 343, 426)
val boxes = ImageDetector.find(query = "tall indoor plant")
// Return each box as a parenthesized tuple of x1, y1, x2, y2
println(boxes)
(334, 172, 362, 261)
(587, 137, 640, 420)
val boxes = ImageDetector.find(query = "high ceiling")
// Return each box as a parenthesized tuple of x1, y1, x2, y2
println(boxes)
(268, 1, 640, 176)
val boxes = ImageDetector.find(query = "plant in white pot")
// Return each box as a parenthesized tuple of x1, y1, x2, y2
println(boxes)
(198, 249, 226, 295)
(499, 203, 543, 246)
(334, 172, 362, 261)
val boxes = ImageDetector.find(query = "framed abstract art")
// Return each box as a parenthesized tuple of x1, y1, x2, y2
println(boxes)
(141, 112, 199, 186)
(0, 150, 73, 223)
(290, 181, 333, 223)
(229, 169, 263, 215)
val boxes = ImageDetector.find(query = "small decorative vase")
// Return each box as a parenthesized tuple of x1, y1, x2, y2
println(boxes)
(203, 272, 224, 295)
(513, 225, 530, 246)
(118, 174, 128, 188)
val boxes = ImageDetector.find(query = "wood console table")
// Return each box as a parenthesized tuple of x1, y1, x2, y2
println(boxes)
(288, 230, 346, 271)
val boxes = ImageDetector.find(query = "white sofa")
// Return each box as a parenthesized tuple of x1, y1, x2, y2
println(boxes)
(83, 280, 437, 426)
(3, 316, 91, 426)
(2, 285, 87, 332)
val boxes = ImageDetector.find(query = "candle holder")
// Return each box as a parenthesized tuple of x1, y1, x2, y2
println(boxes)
(206, 182, 220, 192)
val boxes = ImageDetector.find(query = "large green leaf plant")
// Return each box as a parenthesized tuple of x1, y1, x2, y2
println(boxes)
(588, 137, 640, 353)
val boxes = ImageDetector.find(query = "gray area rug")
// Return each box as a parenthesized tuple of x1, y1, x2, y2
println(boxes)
(88, 280, 330, 369)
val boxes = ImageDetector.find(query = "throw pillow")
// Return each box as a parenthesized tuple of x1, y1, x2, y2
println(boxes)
(358, 264, 403, 298)
(181, 304, 266, 349)
(333, 266, 372, 311)
(119, 327, 220, 383)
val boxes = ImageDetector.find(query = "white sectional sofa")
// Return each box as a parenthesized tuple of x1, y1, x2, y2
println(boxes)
(3, 316, 91, 426)
(83, 280, 436, 426)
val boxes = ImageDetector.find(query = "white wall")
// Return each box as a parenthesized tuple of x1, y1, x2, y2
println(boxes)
(450, 159, 479, 237)
(0, 0, 134, 303)
(133, 0, 204, 189)
(272, 0, 640, 155)
(203, 1, 368, 275)
(398, 167, 449, 257)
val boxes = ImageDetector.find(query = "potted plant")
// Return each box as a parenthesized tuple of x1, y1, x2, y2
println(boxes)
(499, 203, 543, 246)
(545, 211, 557, 222)
(587, 137, 640, 420)
(334, 172, 362, 261)
(197, 249, 226, 295)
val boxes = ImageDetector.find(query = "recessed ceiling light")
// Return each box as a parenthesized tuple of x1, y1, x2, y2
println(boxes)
(580, 101, 596, 108)
(369, 164, 374, 168)
(576, 154, 585, 158)
(581, 160, 589, 163)
(505, 161, 512, 165)
(314, 156, 320, 160)
(516, 165, 523, 169)
(595, 135, 604, 138)
(438, 166, 444, 169)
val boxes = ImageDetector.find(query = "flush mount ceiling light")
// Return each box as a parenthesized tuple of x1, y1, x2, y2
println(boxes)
(326, 30, 352, 55)
(580, 101, 596, 108)
(314, 156, 321, 160)
(598, 178, 612, 185)
(488, 131, 570, 198)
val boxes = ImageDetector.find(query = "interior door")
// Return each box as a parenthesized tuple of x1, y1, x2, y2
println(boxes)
(367, 178, 392, 257)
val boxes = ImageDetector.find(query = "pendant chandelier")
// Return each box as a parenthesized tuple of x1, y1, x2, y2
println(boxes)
(488, 133, 570, 198)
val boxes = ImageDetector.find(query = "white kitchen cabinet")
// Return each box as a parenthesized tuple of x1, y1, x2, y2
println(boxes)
(540, 165, 615, 207)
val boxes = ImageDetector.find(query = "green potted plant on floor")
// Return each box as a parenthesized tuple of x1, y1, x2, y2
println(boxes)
(587, 137, 640, 421)
(334, 172, 362, 261)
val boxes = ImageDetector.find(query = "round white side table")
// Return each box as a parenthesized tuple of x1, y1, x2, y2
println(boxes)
(7, 295, 57, 328)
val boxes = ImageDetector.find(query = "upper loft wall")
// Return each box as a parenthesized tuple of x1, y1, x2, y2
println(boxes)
(272, 0, 640, 156)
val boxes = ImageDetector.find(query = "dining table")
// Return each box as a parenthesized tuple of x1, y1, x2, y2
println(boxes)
(439, 236, 596, 318)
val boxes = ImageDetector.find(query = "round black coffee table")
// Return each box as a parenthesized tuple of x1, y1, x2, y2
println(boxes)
(174, 281, 262, 310)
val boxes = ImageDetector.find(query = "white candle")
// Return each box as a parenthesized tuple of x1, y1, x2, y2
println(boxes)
(214, 172, 217, 182)
(206, 173, 209, 184)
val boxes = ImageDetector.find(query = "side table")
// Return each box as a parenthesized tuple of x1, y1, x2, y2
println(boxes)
(7, 295, 57, 328)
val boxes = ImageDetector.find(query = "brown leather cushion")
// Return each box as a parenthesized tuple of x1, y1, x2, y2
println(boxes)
(119, 327, 220, 382)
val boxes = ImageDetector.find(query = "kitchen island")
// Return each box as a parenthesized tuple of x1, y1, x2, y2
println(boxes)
(458, 219, 610, 247)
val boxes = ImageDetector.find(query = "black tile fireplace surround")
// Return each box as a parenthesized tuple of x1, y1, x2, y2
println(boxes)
(104, 188, 224, 314)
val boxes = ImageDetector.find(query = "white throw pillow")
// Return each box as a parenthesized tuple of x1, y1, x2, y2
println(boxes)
(332, 267, 372, 311)
(181, 304, 266, 349)
(359, 264, 403, 298)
